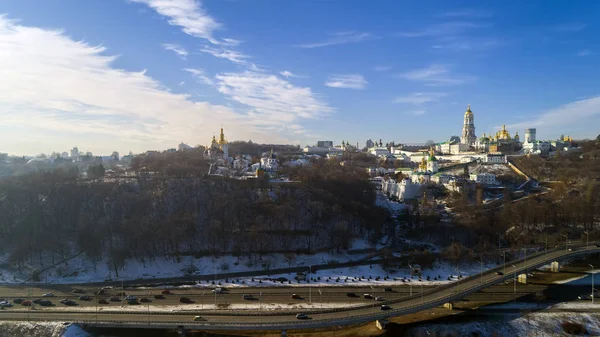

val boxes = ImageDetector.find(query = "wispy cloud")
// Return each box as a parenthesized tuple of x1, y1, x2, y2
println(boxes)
(131, 0, 222, 43)
(398, 22, 490, 38)
(0, 15, 287, 155)
(507, 96, 600, 139)
(374, 65, 392, 72)
(408, 110, 426, 116)
(183, 68, 214, 85)
(162, 43, 188, 59)
(215, 71, 333, 128)
(441, 9, 494, 18)
(297, 31, 376, 48)
(396, 64, 474, 86)
(554, 23, 587, 32)
(576, 50, 593, 57)
(280, 70, 307, 79)
(324, 74, 368, 90)
(199, 45, 249, 64)
(394, 92, 448, 105)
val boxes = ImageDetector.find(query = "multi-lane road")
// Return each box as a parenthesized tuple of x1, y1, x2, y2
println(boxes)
(0, 244, 597, 331)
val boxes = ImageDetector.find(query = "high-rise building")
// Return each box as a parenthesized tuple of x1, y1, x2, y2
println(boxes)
(525, 128, 536, 143)
(365, 139, 374, 149)
(461, 105, 477, 145)
(317, 141, 333, 148)
(70, 147, 79, 159)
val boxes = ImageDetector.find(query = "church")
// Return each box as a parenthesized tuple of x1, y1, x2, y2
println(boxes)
(204, 127, 230, 161)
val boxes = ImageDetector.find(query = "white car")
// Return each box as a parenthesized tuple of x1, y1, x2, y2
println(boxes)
(125, 295, 137, 300)
(0, 301, 12, 307)
(212, 288, 223, 293)
(42, 292, 54, 297)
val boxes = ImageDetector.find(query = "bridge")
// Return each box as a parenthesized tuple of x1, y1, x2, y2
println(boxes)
(3, 244, 599, 333)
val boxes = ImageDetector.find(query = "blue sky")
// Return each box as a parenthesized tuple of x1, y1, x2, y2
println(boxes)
(0, 0, 599, 155)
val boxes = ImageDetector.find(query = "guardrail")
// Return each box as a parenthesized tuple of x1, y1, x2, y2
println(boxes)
(7, 246, 598, 331)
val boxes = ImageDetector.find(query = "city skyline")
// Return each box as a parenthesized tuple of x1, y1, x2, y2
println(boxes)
(1, 0, 599, 155)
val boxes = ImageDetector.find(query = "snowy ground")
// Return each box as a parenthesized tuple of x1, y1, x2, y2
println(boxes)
(405, 313, 600, 337)
(553, 269, 599, 285)
(0, 322, 89, 337)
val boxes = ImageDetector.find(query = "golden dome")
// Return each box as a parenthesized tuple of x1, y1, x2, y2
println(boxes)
(464, 104, 473, 115)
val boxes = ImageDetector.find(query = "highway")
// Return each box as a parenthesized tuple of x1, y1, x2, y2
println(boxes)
(0, 244, 598, 331)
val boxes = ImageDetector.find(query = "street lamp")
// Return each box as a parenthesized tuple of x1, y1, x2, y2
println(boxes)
(561, 233, 568, 253)
(214, 265, 217, 306)
(479, 257, 483, 285)
(512, 264, 517, 302)
(318, 288, 323, 319)
(454, 265, 460, 294)
(500, 250, 507, 275)
(584, 231, 590, 249)
(589, 264, 594, 305)
(308, 265, 312, 305)
(522, 248, 527, 269)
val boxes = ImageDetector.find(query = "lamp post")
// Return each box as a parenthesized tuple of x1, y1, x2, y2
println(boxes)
(308, 265, 312, 305)
(589, 264, 594, 305)
(523, 247, 527, 269)
(318, 288, 323, 319)
(214, 265, 217, 306)
(584, 231, 590, 249)
(500, 250, 506, 275)
(512, 264, 517, 302)
(454, 265, 460, 294)
(121, 278, 124, 307)
(479, 257, 483, 285)
(561, 233, 568, 253)
(542, 235, 548, 258)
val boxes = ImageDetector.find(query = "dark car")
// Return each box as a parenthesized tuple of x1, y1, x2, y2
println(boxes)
(72, 289, 84, 294)
(496, 271, 504, 276)
(363, 294, 373, 299)
(98, 299, 109, 304)
(291, 294, 301, 299)
(38, 300, 52, 306)
(346, 292, 358, 297)
(384, 288, 393, 292)
(153, 294, 166, 299)
(115, 291, 126, 296)
(381, 305, 391, 310)
(242, 294, 253, 300)
(161, 290, 172, 295)
(127, 298, 139, 305)
(62, 300, 77, 306)
(78, 296, 91, 301)
(13, 298, 23, 304)
(140, 297, 151, 303)
(32, 299, 43, 304)
(109, 296, 120, 302)
(179, 297, 193, 304)
(295, 313, 308, 319)
(21, 300, 32, 306)
(96, 289, 105, 295)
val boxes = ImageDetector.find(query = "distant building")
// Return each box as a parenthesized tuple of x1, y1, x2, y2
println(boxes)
(381, 178, 423, 202)
(70, 147, 79, 160)
(461, 105, 477, 146)
(370, 147, 390, 156)
(484, 153, 507, 164)
(317, 141, 334, 148)
(470, 173, 496, 185)
(260, 149, 278, 172)
(178, 142, 193, 151)
(365, 139, 375, 149)
(525, 128, 536, 143)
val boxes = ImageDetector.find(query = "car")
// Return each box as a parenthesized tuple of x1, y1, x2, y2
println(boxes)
(32, 299, 43, 304)
(295, 313, 308, 319)
(193, 316, 203, 321)
(38, 300, 52, 306)
(71, 289, 84, 294)
(276, 277, 288, 282)
(96, 289, 105, 295)
(153, 294, 166, 299)
(179, 297, 193, 304)
(78, 296, 91, 301)
(42, 292, 54, 297)
(363, 294, 373, 299)
(242, 294, 253, 300)
(291, 294, 301, 299)
(381, 305, 391, 310)
(13, 299, 23, 304)
(0, 301, 12, 307)
(346, 292, 358, 297)
(109, 296, 120, 302)
(161, 290, 172, 295)
(21, 300, 32, 306)
(102, 286, 114, 290)
(578, 294, 592, 300)
(115, 292, 126, 296)
(496, 271, 504, 276)
(62, 300, 76, 306)
(568, 248, 573, 252)
(140, 297, 151, 303)
(375, 296, 385, 301)
(127, 299, 139, 305)
(384, 288, 393, 292)
(125, 295, 137, 301)
(212, 288, 223, 294)
(59, 299, 69, 304)
(392, 251, 403, 258)
(98, 299, 108, 304)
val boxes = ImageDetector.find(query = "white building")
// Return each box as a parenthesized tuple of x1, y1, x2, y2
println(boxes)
(233, 157, 250, 170)
(70, 147, 79, 160)
(178, 142, 193, 151)
(382, 178, 424, 202)
(470, 173, 496, 185)
(484, 153, 507, 164)
(522, 140, 551, 154)
(370, 147, 390, 156)
(431, 173, 452, 184)
(411, 172, 431, 184)
(260, 150, 278, 171)
(450, 143, 471, 154)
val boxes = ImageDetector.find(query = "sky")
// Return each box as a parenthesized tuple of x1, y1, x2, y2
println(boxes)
(0, 0, 599, 156)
